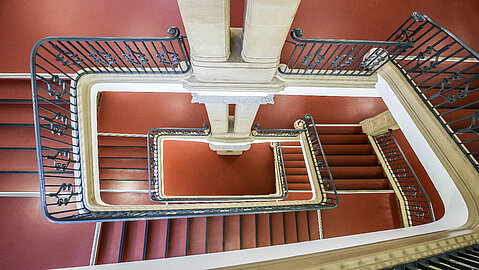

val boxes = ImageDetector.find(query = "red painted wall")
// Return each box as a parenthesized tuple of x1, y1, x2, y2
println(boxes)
(1, 1, 477, 72)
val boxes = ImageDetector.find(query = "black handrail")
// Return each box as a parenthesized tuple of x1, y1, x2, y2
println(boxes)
(299, 114, 338, 208)
(388, 12, 479, 173)
(279, 28, 413, 76)
(31, 27, 191, 223)
(373, 130, 435, 226)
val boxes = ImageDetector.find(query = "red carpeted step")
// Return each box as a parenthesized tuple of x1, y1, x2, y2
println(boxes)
(282, 153, 305, 161)
(96, 222, 123, 265)
(296, 211, 310, 242)
(0, 79, 36, 100)
(98, 146, 146, 159)
(256, 213, 271, 247)
(0, 127, 36, 148)
(224, 215, 240, 251)
(100, 192, 155, 206)
(0, 104, 73, 124)
(167, 218, 188, 258)
(98, 157, 148, 171)
(99, 168, 148, 182)
(307, 211, 321, 240)
(97, 136, 147, 147)
(333, 178, 390, 190)
(144, 219, 169, 260)
(188, 217, 207, 255)
(322, 144, 373, 155)
(279, 141, 302, 146)
(287, 183, 311, 191)
(99, 180, 149, 193)
(315, 126, 363, 134)
(283, 212, 298, 244)
(0, 150, 38, 172)
(329, 165, 384, 179)
(270, 213, 285, 245)
(286, 174, 310, 183)
(280, 147, 303, 154)
(241, 214, 256, 249)
(121, 221, 147, 262)
(206, 216, 224, 253)
(317, 134, 369, 144)
(283, 160, 307, 167)
(284, 192, 313, 201)
(284, 167, 308, 175)
(325, 154, 379, 166)
(0, 174, 38, 192)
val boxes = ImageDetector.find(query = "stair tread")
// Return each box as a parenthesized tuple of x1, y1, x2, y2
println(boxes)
(188, 217, 207, 255)
(144, 220, 168, 260)
(241, 215, 256, 249)
(96, 222, 123, 265)
(224, 215, 240, 251)
(256, 213, 271, 247)
(206, 216, 224, 253)
(283, 212, 298, 244)
(121, 221, 147, 262)
(167, 218, 188, 258)
(270, 213, 285, 245)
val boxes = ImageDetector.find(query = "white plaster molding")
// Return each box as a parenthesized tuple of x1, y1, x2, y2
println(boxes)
(191, 93, 274, 104)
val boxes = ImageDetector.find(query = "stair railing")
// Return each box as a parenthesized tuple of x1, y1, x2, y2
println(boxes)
(372, 130, 435, 226)
(278, 29, 413, 76)
(387, 12, 479, 174)
(296, 114, 339, 208)
(31, 28, 191, 222)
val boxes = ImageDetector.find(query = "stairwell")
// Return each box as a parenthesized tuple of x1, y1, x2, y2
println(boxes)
(0, 78, 419, 266)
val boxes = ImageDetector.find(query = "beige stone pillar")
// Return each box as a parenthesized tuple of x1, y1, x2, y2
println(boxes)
(233, 103, 260, 135)
(177, 0, 230, 62)
(242, 0, 301, 63)
(204, 103, 229, 135)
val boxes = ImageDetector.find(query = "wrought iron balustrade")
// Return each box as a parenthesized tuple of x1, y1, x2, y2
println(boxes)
(388, 12, 479, 173)
(31, 28, 191, 222)
(279, 29, 413, 76)
(373, 130, 435, 226)
(299, 114, 338, 208)
(251, 123, 303, 137)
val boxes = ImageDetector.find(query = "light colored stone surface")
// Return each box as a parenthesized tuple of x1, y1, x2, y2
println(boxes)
(204, 103, 229, 135)
(242, 0, 301, 63)
(234, 103, 261, 134)
(360, 110, 400, 136)
(191, 28, 278, 82)
(177, 0, 230, 61)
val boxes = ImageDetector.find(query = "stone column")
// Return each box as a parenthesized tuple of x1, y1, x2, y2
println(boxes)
(204, 103, 229, 135)
(177, 0, 230, 62)
(234, 103, 261, 135)
(242, 0, 301, 63)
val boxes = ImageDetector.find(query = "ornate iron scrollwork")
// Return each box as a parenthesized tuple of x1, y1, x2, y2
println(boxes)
(361, 49, 387, 70)
(44, 149, 75, 171)
(456, 111, 479, 137)
(41, 112, 72, 136)
(157, 43, 180, 68)
(52, 44, 84, 67)
(430, 72, 473, 103)
(88, 44, 116, 67)
(123, 44, 149, 67)
(49, 183, 74, 206)
(410, 44, 451, 74)
(301, 44, 325, 67)
(45, 75, 70, 100)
